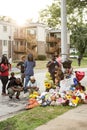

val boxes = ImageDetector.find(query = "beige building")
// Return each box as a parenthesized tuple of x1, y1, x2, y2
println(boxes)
(0, 20, 70, 61)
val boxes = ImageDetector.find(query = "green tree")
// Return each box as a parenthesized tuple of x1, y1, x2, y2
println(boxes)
(39, 0, 87, 57)
(39, 0, 61, 28)
(71, 25, 87, 59)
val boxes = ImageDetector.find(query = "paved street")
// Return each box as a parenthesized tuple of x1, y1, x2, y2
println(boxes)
(0, 69, 46, 121)
(0, 67, 87, 126)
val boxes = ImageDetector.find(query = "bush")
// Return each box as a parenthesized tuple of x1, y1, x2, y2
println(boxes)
(37, 55, 46, 60)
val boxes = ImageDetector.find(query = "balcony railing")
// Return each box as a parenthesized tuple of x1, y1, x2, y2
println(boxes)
(14, 46, 26, 53)
(46, 47, 56, 53)
(46, 36, 58, 43)
(14, 33, 26, 40)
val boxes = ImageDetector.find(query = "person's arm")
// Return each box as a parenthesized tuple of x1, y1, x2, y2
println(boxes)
(12, 86, 23, 91)
(33, 61, 36, 67)
(46, 61, 52, 67)
(0, 64, 9, 72)
(16, 62, 21, 69)
(32, 82, 37, 89)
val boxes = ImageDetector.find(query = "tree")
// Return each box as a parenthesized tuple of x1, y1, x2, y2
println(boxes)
(39, 0, 61, 28)
(39, 0, 87, 56)
(39, 0, 87, 28)
(71, 25, 87, 59)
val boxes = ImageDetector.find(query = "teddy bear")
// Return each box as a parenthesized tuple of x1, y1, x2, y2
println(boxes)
(44, 72, 55, 91)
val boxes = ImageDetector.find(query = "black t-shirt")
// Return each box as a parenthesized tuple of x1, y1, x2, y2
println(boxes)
(47, 60, 59, 74)
(17, 61, 24, 73)
(7, 79, 23, 89)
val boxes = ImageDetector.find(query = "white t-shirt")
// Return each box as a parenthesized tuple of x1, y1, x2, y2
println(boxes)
(27, 80, 37, 87)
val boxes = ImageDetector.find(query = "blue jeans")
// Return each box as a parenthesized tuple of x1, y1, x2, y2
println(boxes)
(24, 75, 31, 93)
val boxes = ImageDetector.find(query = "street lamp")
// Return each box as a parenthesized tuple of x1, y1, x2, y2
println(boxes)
(61, 0, 68, 62)
(9, 35, 12, 61)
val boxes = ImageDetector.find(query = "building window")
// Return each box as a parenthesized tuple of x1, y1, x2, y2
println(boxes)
(20, 41, 23, 45)
(3, 40, 7, 46)
(50, 33, 54, 37)
(3, 26, 7, 32)
(27, 29, 36, 35)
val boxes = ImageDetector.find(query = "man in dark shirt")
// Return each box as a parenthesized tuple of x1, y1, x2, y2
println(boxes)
(17, 55, 26, 84)
(7, 78, 23, 99)
(46, 55, 59, 83)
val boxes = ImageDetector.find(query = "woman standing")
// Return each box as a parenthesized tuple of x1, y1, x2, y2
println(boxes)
(24, 54, 36, 93)
(0, 55, 9, 95)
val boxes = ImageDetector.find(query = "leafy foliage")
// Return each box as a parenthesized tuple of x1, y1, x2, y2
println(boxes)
(39, 0, 61, 27)
(39, 0, 87, 56)
(70, 25, 87, 57)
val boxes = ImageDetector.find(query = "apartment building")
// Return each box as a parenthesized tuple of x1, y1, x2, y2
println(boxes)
(46, 29, 61, 57)
(46, 29, 70, 58)
(0, 21, 47, 60)
(0, 20, 69, 61)
(25, 23, 46, 58)
(0, 21, 15, 59)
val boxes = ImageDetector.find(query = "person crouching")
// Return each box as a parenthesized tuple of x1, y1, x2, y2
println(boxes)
(27, 76, 39, 94)
(7, 78, 23, 99)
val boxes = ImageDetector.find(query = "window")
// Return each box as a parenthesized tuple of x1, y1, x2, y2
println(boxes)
(3, 26, 7, 32)
(3, 40, 7, 46)
(20, 41, 23, 45)
(50, 33, 54, 37)
(27, 29, 36, 35)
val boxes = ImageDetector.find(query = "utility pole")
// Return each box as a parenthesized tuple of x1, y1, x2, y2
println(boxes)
(61, 0, 68, 62)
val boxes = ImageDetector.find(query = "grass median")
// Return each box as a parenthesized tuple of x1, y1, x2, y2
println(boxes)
(0, 105, 72, 130)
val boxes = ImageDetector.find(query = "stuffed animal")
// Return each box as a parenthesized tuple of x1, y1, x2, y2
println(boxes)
(44, 72, 55, 90)
(25, 98, 39, 110)
(69, 96, 80, 106)
(29, 91, 39, 99)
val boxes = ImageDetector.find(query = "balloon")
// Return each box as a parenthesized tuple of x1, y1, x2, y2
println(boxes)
(75, 71, 85, 81)
(73, 78, 78, 85)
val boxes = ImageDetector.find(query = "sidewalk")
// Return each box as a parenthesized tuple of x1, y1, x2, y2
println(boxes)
(0, 68, 87, 129)
(35, 104, 87, 130)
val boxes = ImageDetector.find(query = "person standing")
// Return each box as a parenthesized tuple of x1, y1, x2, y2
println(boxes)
(9, 56, 12, 71)
(77, 56, 82, 66)
(0, 55, 9, 95)
(46, 54, 59, 83)
(17, 55, 26, 84)
(24, 53, 36, 93)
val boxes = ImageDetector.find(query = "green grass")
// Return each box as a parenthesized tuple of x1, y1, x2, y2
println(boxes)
(70, 57, 87, 69)
(12, 57, 87, 70)
(0, 106, 72, 130)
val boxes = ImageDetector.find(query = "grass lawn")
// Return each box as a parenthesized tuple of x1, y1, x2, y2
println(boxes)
(35, 57, 87, 70)
(0, 106, 72, 130)
(71, 57, 87, 69)
(12, 57, 87, 71)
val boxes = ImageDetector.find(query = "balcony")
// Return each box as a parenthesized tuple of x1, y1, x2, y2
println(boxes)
(46, 47, 56, 54)
(14, 46, 26, 53)
(14, 33, 26, 40)
(46, 36, 58, 43)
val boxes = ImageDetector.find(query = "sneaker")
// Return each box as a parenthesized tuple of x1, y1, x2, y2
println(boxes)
(9, 96, 12, 99)
(16, 96, 20, 99)
(2, 93, 8, 96)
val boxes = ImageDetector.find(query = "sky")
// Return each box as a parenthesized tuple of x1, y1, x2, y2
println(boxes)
(0, 0, 53, 25)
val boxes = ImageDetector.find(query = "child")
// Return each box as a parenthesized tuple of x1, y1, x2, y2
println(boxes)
(27, 76, 39, 94)
(9, 72, 16, 81)
(7, 78, 23, 99)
